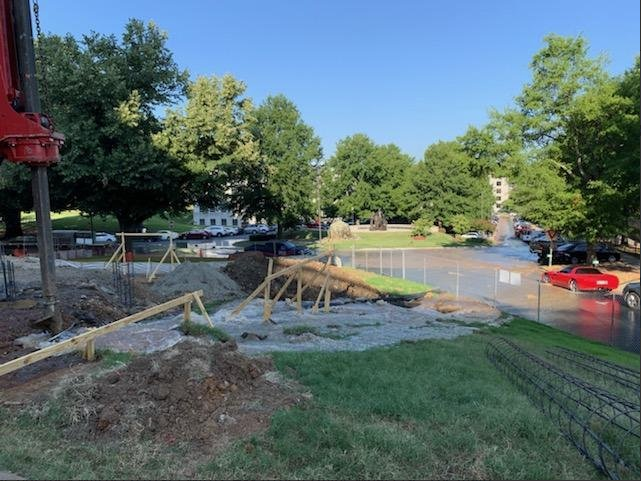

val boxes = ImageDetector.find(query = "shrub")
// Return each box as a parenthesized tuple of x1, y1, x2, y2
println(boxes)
(411, 217, 433, 237)
(328, 219, 352, 240)
(449, 214, 472, 235)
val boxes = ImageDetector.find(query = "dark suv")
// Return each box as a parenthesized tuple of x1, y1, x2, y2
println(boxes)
(556, 243, 621, 265)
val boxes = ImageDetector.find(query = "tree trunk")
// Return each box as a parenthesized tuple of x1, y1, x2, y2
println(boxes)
(117, 216, 144, 256)
(1, 207, 23, 239)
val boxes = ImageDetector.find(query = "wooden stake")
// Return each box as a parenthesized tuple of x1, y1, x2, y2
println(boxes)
(183, 300, 192, 321)
(271, 272, 296, 306)
(263, 258, 274, 321)
(324, 278, 332, 312)
(297, 269, 303, 313)
(84, 339, 95, 361)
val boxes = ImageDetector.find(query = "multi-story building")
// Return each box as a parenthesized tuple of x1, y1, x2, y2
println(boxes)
(489, 176, 511, 213)
(192, 205, 250, 227)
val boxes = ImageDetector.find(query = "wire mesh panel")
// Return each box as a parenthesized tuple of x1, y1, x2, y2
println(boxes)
(487, 337, 640, 479)
(1, 257, 16, 301)
(112, 261, 134, 308)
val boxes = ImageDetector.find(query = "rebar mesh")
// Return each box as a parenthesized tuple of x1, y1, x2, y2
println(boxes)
(546, 347, 640, 395)
(112, 261, 134, 307)
(487, 337, 640, 479)
(1, 257, 16, 301)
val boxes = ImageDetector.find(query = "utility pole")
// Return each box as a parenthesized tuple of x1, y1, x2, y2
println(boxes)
(13, 0, 62, 332)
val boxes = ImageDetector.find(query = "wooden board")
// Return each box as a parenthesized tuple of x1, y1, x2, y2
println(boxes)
(0, 290, 203, 377)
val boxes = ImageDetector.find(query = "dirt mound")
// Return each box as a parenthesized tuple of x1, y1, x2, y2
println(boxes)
(151, 262, 243, 302)
(223, 252, 271, 293)
(224, 252, 380, 301)
(62, 340, 302, 448)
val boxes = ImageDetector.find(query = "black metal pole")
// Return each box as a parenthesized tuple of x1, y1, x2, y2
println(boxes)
(12, 0, 62, 332)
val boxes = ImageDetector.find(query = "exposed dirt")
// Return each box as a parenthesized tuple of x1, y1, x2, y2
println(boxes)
(1, 258, 161, 365)
(224, 252, 381, 301)
(60, 339, 304, 451)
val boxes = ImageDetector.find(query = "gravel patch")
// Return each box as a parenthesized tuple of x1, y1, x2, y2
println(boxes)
(150, 262, 243, 302)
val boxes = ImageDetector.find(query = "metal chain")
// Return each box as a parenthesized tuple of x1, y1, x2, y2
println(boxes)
(32, 0, 49, 113)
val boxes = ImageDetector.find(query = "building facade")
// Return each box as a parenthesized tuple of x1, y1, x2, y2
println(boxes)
(192, 205, 250, 227)
(489, 176, 511, 213)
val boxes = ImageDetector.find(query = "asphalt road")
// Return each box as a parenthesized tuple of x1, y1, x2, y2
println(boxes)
(340, 219, 640, 353)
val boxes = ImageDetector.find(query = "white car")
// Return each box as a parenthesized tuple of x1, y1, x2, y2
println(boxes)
(75, 231, 116, 246)
(461, 231, 483, 239)
(157, 230, 179, 240)
(223, 226, 239, 235)
(204, 225, 225, 237)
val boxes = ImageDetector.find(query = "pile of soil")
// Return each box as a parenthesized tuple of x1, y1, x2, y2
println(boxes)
(62, 339, 302, 448)
(151, 262, 243, 302)
(224, 252, 381, 301)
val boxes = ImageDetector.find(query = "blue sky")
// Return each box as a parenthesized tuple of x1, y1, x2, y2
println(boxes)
(39, 0, 639, 160)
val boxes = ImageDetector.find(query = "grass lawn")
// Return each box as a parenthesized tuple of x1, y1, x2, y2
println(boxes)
(317, 231, 489, 250)
(343, 267, 432, 296)
(1, 317, 637, 479)
(19, 210, 196, 234)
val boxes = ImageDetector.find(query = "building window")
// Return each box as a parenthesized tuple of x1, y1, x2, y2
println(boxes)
(496, 181, 502, 186)
(199, 218, 205, 226)
(221, 218, 227, 226)
(210, 219, 216, 225)
(232, 218, 238, 226)
(496, 188, 501, 194)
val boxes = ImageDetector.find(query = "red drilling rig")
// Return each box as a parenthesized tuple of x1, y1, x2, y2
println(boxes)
(0, 0, 64, 330)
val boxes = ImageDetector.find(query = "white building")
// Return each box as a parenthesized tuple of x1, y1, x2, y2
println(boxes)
(489, 176, 511, 213)
(192, 205, 249, 227)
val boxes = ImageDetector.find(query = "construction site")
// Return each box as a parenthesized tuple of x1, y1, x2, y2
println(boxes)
(1, 0, 639, 479)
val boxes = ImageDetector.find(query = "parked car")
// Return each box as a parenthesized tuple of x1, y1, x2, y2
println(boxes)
(157, 230, 179, 240)
(75, 231, 116, 246)
(178, 230, 214, 240)
(556, 243, 621, 265)
(622, 282, 640, 310)
(521, 230, 545, 243)
(222, 226, 239, 235)
(204, 225, 225, 237)
(529, 235, 568, 254)
(537, 241, 581, 264)
(244, 241, 311, 257)
(541, 266, 619, 292)
(461, 231, 483, 239)
(243, 224, 269, 234)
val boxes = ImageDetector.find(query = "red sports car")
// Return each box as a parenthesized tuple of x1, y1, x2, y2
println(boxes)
(541, 266, 619, 292)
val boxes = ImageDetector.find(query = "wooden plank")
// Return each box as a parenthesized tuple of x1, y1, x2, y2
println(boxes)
(104, 243, 124, 268)
(147, 244, 172, 281)
(0, 290, 203, 378)
(192, 291, 214, 328)
(271, 272, 296, 305)
(263, 252, 331, 281)
(230, 279, 268, 317)
(300, 256, 331, 295)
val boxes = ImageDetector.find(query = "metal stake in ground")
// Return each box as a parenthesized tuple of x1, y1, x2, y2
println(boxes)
(13, 0, 62, 332)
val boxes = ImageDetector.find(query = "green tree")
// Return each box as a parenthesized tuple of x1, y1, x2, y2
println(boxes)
(247, 95, 322, 234)
(38, 20, 190, 233)
(322, 134, 413, 222)
(157, 75, 260, 214)
(404, 141, 494, 230)
(508, 35, 639, 246)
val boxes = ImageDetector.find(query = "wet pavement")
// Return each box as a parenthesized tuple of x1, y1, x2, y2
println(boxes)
(340, 217, 640, 353)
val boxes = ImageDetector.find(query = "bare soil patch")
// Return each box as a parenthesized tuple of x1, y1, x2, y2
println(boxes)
(60, 339, 304, 453)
